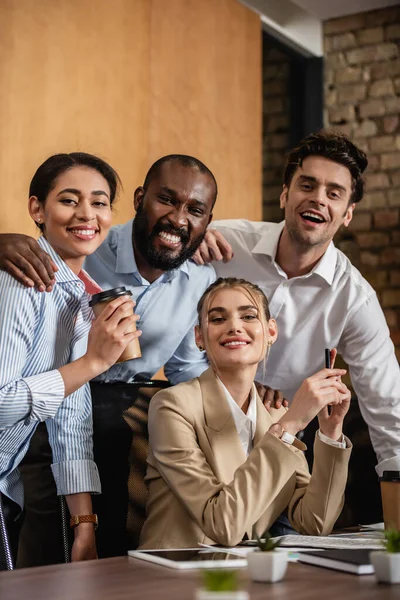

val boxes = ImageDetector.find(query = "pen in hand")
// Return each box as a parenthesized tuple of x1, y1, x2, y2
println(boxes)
(325, 348, 331, 415)
(325, 348, 331, 370)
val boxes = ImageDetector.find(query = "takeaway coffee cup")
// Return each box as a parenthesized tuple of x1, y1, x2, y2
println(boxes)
(89, 287, 141, 363)
(380, 470, 400, 530)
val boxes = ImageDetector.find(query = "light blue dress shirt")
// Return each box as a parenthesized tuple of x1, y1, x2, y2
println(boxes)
(0, 237, 101, 507)
(84, 219, 215, 384)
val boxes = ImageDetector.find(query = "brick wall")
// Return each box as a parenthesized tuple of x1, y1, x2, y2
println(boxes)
(262, 6, 400, 360)
(262, 39, 290, 222)
(324, 6, 400, 360)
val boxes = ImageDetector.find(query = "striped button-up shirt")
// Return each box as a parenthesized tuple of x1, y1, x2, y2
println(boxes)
(0, 237, 101, 507)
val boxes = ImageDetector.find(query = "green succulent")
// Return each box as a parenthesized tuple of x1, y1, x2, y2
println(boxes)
(202, 569, 239, 592)
(254, 532, 281, 552)
(383, 528, 400, 553)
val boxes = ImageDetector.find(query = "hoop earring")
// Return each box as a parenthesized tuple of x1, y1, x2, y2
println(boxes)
(197, 345, 205, 352)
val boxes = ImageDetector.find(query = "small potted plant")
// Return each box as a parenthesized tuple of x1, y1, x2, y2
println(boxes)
(370, 528, 400, 584)
(247, 533, 288, 583)
(196, 569, 248, 600)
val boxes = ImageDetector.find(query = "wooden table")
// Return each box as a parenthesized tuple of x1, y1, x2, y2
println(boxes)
(0, 556, 397, 600)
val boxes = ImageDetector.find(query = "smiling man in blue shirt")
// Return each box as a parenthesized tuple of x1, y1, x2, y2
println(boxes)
(0, 154, 217, 559)
(85, 156, 217, 385)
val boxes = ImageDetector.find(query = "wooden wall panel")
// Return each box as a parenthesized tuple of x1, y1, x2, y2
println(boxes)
(0, 0, 261, 236)
(147, 0, 262, 221)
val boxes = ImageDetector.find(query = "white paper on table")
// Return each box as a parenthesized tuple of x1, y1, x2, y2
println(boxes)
(272, 534, 383, 550)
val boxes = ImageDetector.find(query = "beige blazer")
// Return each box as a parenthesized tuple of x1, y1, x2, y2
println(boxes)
(139, 368, 351, 549)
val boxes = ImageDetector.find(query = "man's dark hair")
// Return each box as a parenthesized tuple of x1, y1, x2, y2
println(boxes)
(283, 130, 368, 204)
(143, 154, 218, 207)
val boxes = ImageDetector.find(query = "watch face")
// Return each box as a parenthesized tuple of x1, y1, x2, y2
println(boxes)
(281, 430, 295, 444)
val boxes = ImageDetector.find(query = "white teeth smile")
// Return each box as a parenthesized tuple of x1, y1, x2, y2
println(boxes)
(223, 341, 248, 347)
(159, 231, 181, 243)
(301, 212, 325, 222)
(69, 229, 97, 235)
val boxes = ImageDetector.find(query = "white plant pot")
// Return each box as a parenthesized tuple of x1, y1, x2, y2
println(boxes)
(247, 550, 288, 583)
(195, 590, 249, 600)
(370, 551, 400, 584)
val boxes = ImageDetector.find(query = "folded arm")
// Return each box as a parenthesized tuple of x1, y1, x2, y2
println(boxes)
(288, 434, 351, 535)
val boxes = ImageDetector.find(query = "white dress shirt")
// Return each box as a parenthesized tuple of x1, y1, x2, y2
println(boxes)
(217, 379, 257, 456)
(212, 219, 400, 475)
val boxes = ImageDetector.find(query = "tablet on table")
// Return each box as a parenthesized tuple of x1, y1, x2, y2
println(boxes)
(128, 548, 248, 570)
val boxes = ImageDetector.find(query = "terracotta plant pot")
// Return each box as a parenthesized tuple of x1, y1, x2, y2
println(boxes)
(370, 551, 400, 584)
(247, 550, 288, 583)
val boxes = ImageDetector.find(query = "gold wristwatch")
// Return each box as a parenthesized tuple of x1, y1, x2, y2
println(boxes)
(70, 514, 98, 530)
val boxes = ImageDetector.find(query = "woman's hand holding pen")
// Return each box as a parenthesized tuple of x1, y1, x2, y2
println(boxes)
(278, 362, 349, 437)
(317, 349, 351, 441)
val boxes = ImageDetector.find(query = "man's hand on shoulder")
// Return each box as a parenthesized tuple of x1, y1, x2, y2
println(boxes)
(192, 229, 234, 265)
(0, 233, 57, 292)
(255, 381, 289, 412)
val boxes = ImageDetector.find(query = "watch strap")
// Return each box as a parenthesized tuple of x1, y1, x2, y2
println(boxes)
(280, 430, 296, 445)
(269, 423, 307, 451)
(70, 514, 98, 530)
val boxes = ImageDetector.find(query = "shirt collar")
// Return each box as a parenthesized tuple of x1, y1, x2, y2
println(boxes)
(251, 220, 285, 258)
(250, 220, 337, 286)
(37, 236, 82, 284)
(116, 220, 140, 275)
(115, 218, 190, 279)
(310, 241, 337, 285)
(217, 378, 257, 433)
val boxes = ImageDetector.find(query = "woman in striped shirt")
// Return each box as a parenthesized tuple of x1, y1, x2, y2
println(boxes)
(0, 153, 140, 564)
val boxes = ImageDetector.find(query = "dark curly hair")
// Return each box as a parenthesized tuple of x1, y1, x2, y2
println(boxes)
(283, 130, 368, 204)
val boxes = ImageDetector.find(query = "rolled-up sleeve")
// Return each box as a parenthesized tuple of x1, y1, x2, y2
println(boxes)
(47, 384, 101, 496)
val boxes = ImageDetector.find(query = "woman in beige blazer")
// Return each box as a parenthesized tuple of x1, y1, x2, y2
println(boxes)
(140, 277, 352, 549)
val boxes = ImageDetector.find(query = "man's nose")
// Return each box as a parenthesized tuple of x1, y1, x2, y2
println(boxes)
(310, 187, 327, 206)
(167, 206, 188, 229)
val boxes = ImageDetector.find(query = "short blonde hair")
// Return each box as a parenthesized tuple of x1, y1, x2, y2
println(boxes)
(197, 277, 272, 370)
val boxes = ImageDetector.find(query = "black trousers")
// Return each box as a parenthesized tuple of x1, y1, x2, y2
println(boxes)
(90, 381, 141, 558)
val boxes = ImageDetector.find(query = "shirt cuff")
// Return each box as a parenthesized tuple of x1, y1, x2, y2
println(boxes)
(51, 459, 101, 496)
(23, 370, 65, 422)
(375, 455, 400, 477)
(317, 429, 347, 449)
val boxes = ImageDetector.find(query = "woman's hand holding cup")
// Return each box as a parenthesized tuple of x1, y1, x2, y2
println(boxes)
(86, 295, 141, 375)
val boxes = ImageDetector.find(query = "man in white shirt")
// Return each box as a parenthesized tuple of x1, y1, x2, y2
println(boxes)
(196, 130, 400, 478)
